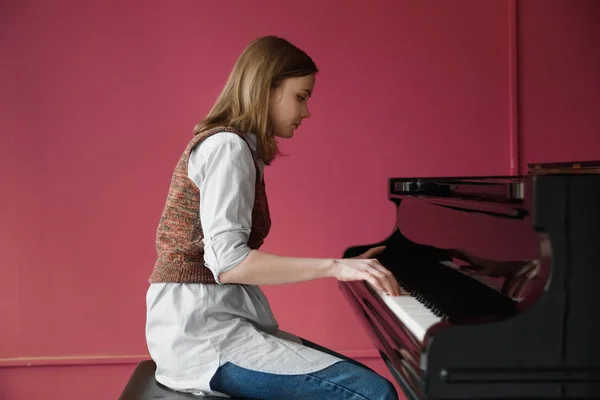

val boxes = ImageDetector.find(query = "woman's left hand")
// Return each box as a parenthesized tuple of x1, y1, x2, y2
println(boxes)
(352, 245, 386, 260)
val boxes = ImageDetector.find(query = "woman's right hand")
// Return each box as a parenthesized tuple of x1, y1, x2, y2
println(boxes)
(330, 256, 402, 296)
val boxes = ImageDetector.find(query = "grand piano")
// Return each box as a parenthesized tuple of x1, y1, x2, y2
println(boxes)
(339, 161, 600, 399)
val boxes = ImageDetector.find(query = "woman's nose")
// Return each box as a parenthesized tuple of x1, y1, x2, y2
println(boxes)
(302, 106, 311, 119)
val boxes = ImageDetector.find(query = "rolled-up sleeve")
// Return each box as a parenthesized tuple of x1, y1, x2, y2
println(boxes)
(187, 133, 256, 284)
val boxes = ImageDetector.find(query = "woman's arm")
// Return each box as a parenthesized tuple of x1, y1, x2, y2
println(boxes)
(220, 246, 402, 296)
(218, 250, 333, 285)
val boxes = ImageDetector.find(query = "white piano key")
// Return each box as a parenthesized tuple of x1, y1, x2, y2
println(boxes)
(366, 282, 441, 342)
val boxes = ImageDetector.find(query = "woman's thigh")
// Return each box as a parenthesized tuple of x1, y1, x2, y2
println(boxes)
(210, 360, 398, 400)
(298, 337, 375, 372)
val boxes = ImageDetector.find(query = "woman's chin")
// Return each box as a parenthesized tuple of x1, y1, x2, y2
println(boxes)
(275, 130, 294, 139)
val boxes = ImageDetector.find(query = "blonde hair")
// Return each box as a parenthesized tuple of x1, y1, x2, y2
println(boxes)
(193, 36, 318, 165)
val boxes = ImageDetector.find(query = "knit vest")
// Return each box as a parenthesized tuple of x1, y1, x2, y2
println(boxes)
(148, 126, 271, 284)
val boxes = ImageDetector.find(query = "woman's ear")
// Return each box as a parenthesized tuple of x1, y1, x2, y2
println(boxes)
(269, 85, 283, 105)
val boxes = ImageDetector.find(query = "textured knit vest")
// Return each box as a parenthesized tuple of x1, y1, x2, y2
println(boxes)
(148, 126, 271, 284)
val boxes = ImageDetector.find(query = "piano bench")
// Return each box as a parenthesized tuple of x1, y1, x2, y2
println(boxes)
(119, 359, 244, 399)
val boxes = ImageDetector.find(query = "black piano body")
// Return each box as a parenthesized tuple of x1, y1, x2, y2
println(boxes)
(339, 161, 600, 399)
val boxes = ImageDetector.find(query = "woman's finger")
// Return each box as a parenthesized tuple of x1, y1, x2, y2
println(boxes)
(367, 245, 386, 257)
(364, 272, 387, 294)
(364, 266, 401, 296)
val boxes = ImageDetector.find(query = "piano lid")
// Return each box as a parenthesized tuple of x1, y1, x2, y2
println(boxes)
(387, 160, 600, 219)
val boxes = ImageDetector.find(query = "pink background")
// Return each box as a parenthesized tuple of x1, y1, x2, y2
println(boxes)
(1, 0, 598, 398)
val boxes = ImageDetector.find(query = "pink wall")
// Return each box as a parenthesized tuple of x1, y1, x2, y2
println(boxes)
(518, 0, 600, 170)
(1, 0, 598, 399)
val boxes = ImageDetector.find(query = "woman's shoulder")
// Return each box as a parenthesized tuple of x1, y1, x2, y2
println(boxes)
(201, 130, 248, 148)
(189, 129, 241, 151)
(189, 130, 255, 167)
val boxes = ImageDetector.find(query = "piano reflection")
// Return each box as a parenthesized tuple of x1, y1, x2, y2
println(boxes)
(339, 161, 600, 399)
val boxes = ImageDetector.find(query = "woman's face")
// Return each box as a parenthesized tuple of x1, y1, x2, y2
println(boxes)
(269, 74, 315, 139)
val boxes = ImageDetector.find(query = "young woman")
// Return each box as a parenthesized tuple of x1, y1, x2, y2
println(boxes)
(146, 35, 401, 399)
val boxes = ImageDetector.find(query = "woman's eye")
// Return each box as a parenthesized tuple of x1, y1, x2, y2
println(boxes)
(297, 95, 306, 102)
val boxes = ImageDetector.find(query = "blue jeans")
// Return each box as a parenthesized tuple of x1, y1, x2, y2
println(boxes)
(210, 338, 398, 399)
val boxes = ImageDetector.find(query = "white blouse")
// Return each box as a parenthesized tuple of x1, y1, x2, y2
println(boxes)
(145, 131, 342, 397)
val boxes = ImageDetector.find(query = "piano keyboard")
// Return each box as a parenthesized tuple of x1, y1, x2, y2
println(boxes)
(366, 281, 441, 342)
(366, 259, 518, 342)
